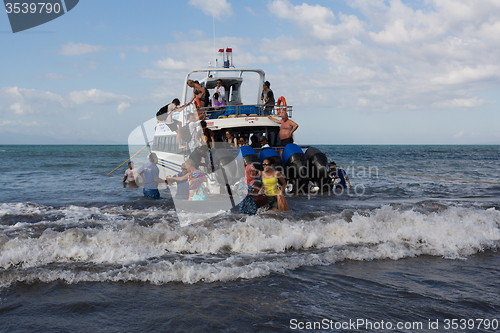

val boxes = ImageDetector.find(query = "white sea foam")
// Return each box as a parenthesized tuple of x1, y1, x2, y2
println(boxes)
(1, 204, 499, 287)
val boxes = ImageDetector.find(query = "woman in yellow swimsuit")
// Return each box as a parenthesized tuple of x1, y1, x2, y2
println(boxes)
(261, 157, 286, 210)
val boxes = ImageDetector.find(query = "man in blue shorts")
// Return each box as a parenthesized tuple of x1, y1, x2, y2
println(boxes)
(139, 153, 166, 199)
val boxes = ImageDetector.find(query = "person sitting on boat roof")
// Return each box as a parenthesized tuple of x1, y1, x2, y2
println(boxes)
(267, 111, 298, 146)
(139, 153, 166, 200)
(259, 135, 270, 148)
(329, 161, 352, 190)
(261, 81, 275, 114)
(156, 98, 188, 149)
(212, 79, 225, 109)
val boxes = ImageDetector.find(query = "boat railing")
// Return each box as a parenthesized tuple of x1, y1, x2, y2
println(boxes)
(191, 104, 293, 120)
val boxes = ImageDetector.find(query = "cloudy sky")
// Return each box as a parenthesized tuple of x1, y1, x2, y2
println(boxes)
(1, 0, 499, 144)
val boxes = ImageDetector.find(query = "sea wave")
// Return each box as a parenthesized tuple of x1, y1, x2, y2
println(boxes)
(1, 203, 499, 288)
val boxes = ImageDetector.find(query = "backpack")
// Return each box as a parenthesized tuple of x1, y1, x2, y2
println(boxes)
(180, 124, 192, 143)
(156, 104, 170, 121)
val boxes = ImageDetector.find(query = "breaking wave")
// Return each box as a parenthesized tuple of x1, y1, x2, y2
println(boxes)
(1, 202, 499, 288)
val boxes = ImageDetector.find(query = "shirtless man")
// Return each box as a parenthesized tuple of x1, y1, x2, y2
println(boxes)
(267, 112, 298, 146)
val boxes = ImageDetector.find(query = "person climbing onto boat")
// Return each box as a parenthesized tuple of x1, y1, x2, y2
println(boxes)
(200, 120, 215, 149)
(139, 153, 165, 199)
(261, 81, 275, 114)
(186, 113, 202, 150)
(156, 98, 188, 149)
(185, 159, 208, 201)
(225, 130, 238, 149)
(212, 79, 225, 108)
(237, 164, 263, 215)
(329, 162, 352, 189)
(267, 111, 298, 146)
(261, 157, 286, 211)
(188, 145, 209, 169)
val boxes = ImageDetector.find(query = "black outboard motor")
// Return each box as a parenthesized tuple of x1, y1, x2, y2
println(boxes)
(282, 143, 307, 193)
(237, 146, 260, 169)
(305, 147, 332, 192)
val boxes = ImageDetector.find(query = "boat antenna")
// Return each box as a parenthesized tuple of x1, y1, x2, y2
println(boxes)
(213, 14, 217, 67)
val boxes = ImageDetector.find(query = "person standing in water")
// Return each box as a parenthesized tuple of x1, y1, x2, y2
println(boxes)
(261, 157, 286, 211)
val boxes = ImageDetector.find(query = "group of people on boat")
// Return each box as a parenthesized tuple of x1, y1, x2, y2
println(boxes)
(186, 78, 226, 120)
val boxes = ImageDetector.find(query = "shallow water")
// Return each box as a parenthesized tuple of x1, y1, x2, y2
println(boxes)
(1, 145, 499, 332)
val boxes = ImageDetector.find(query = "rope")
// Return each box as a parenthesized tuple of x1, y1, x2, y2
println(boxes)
(336, 166, 500, 185)
(107, 140, 153, 176)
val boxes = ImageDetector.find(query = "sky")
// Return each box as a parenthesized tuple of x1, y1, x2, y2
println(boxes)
(1, 0, 500, 145)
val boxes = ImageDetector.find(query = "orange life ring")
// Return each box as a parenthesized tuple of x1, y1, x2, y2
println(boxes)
(277, 96, 287, 116)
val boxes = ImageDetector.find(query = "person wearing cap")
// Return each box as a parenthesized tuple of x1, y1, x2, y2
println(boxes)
(259, 135, 270, 148)
(123, 161, 141, 184)
(261, 81, 275, 114)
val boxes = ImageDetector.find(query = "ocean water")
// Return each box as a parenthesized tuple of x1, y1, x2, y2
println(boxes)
(0, 145, 499, 332)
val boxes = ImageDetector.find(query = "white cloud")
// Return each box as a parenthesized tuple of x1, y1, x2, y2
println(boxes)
(0, 86, 67, 115)
(78, 112, 93, 121)
(188, 0, 232, 20)
(0, 120, 15, 126)
(245, 7, 256, 16)
(259, 0, 500, 113)
(153, 57, 187, 70)
(68, 89, 131, 105)
(117, 102, 131, 115)
(139, 69, 171, 80)
(37, 73, 69, 80)
(119, 53, 126, 60)
(268, 0, 363, 41)
(0, 120, 39, 127)
(59, 43, 106, 56)
(454, 131, 465, 138)
(0, 87, 133, 117)
(433, 97, 489, 108)
(431, 65, 500, 85)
